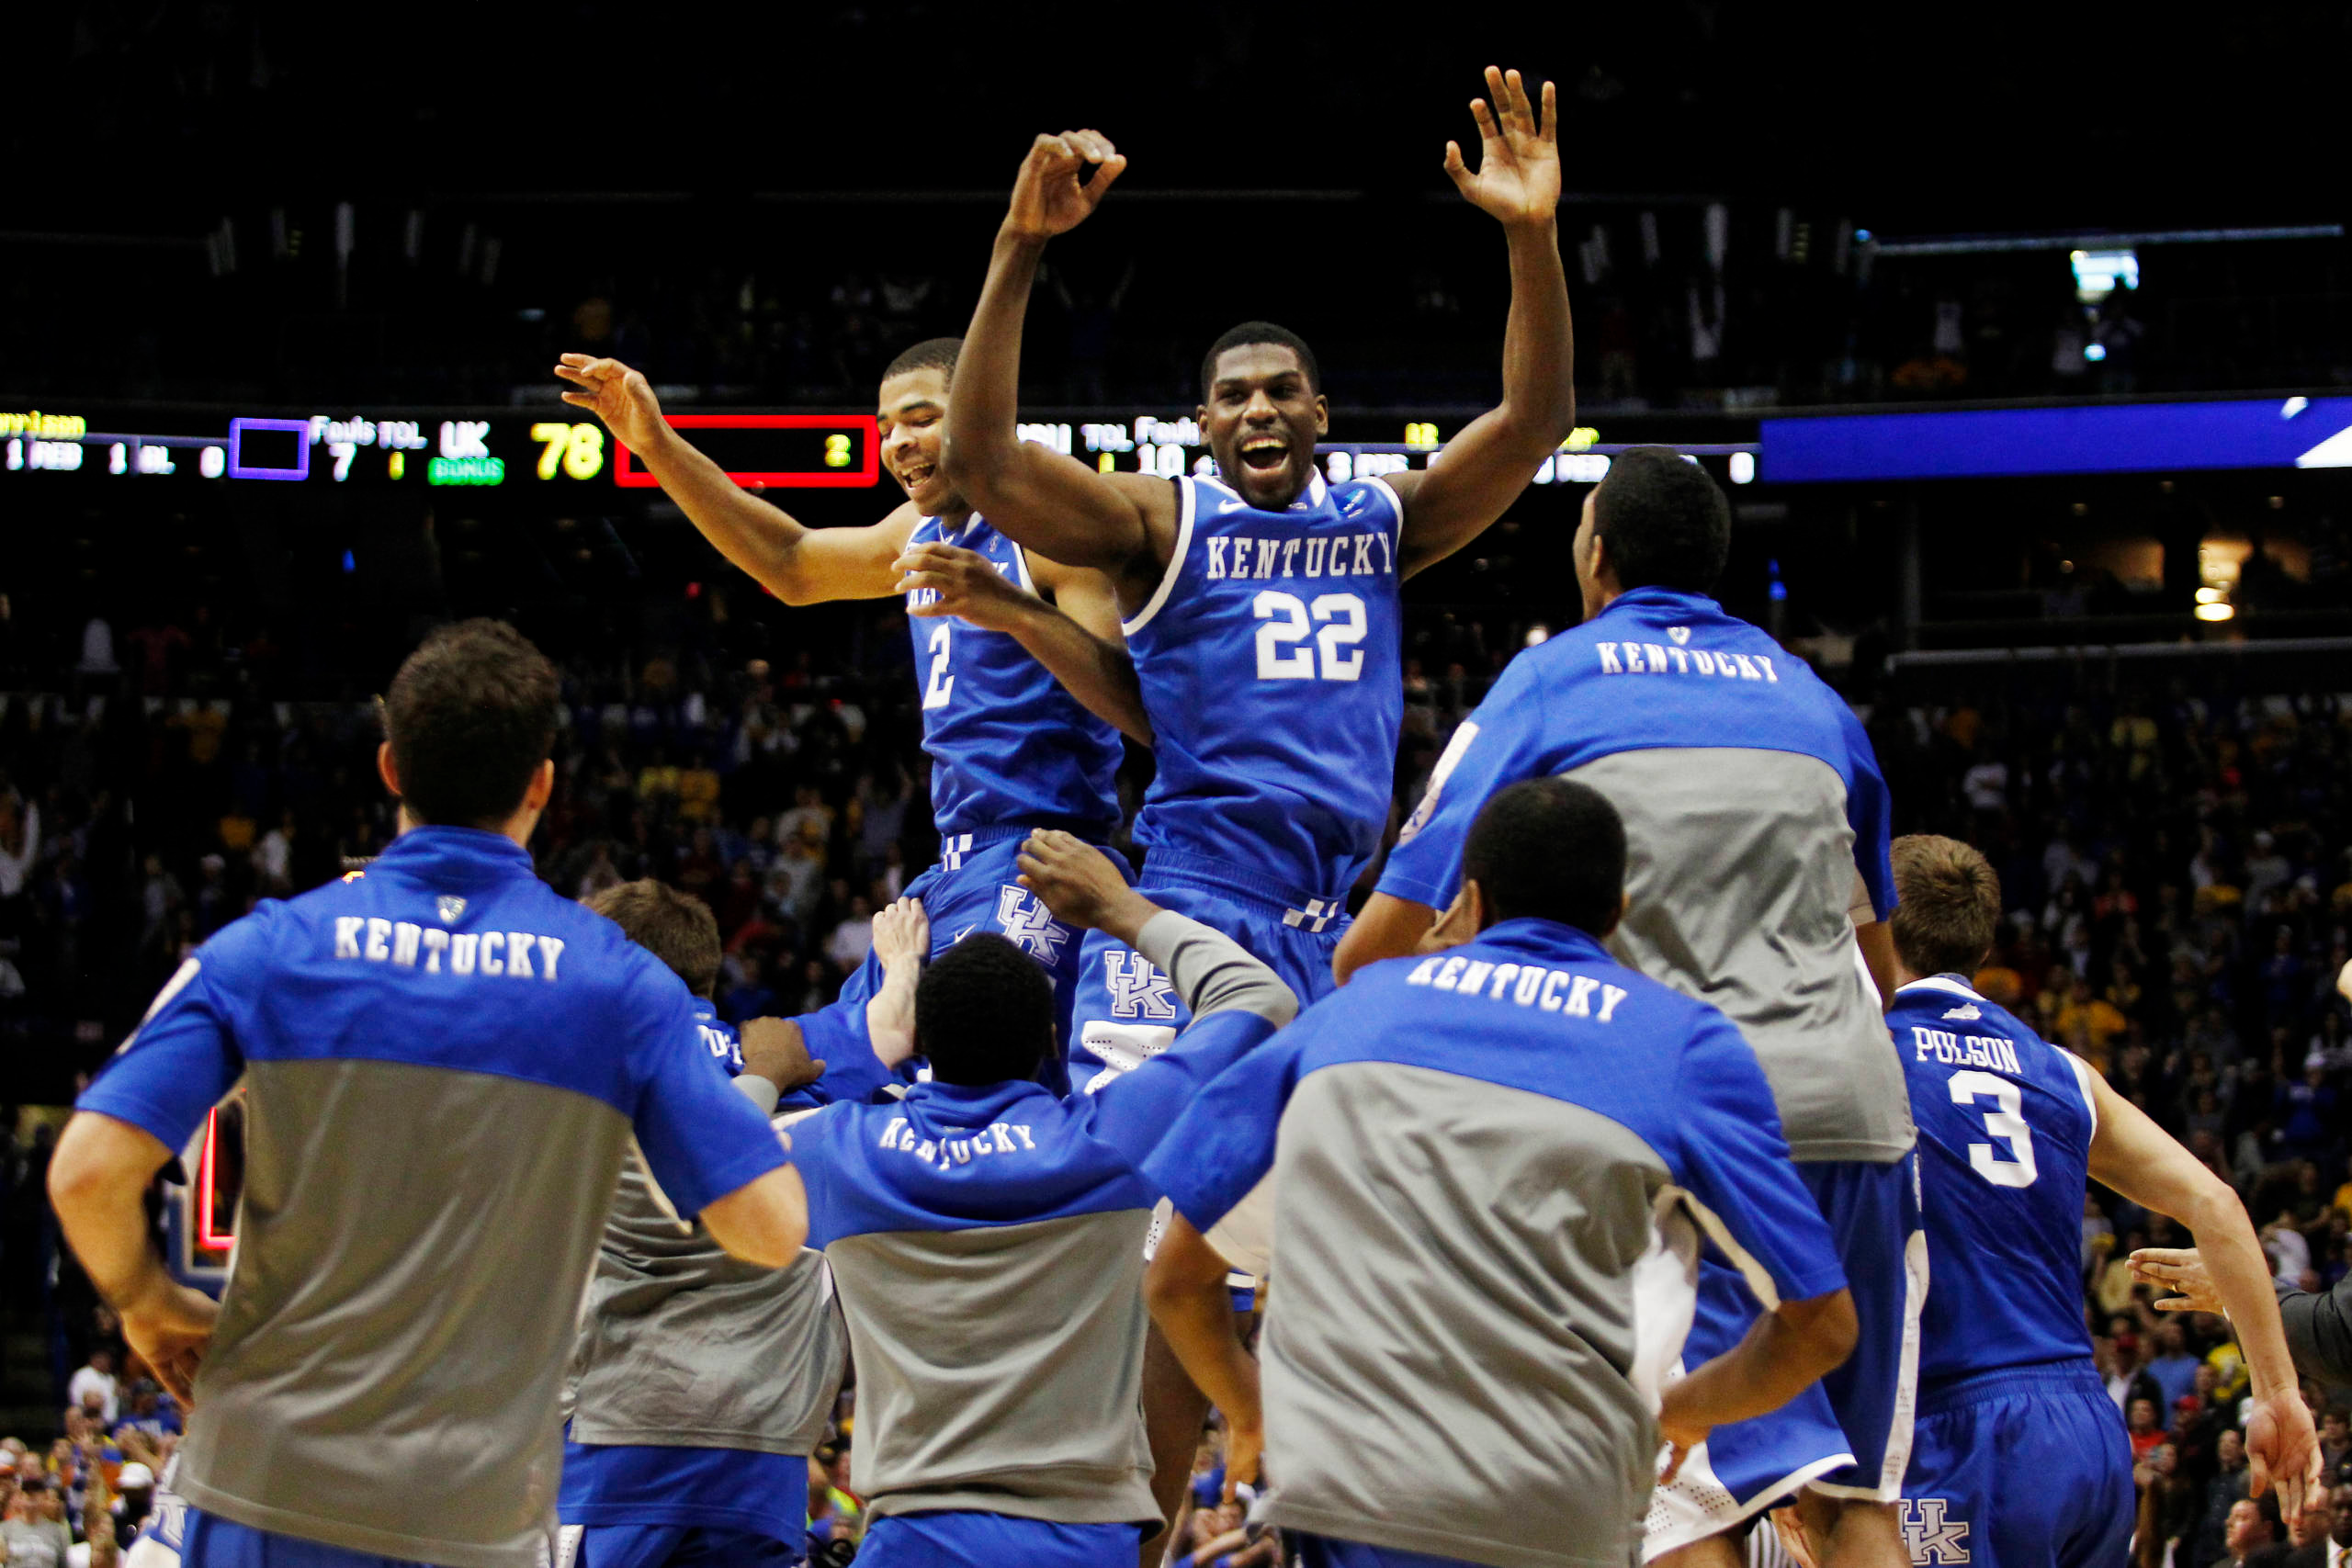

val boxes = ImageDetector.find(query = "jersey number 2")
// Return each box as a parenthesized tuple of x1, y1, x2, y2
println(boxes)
(922, 623, 954, 709)
(1949, 1069, 2037, 1188)
(1254, 591, 1366, 682)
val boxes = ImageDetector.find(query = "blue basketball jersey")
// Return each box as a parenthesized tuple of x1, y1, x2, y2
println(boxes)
(1892, 975, 2101, 1386)
(1120, 472, 1406, 903)
(904, 513, 1123, 838)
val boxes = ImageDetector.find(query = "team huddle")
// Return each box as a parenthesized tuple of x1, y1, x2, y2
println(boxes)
(41, 66, 2326, 1568)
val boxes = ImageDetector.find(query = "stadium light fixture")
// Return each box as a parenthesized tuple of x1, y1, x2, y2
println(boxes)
(2194, 602, 2235, 622)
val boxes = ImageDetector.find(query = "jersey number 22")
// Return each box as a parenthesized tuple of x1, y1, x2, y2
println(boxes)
(1254, 590, 1366, 682)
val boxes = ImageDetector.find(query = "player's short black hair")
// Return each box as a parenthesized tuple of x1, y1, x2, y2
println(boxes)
(914, 933, 1054, 1086)
(882, 337, 961, 388)
(587, 879, 722, 998)
(1200, 321, 1321, 401)
(1590, 446, 1732, 595)
(382, 619, 560, 829)
(1461, 776, 1626, 937)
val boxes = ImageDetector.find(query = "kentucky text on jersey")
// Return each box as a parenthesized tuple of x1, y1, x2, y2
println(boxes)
(1592, 640, 1781, 681)
(876, 1115, 1038, 1169)
(331, 917, 565, 978)
(1203, 529, 1393, 582)
(1404, 953, 1630, 1021)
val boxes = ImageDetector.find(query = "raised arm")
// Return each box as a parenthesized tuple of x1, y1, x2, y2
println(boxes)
(897, 542, 1152, 744)
(2096, 1074, 2320, 1517)
(557, 355, 913, 604)
(1385, 68, 1576, 580)
(862, 897, 931, 1069)
(939, 132, 1175, 585)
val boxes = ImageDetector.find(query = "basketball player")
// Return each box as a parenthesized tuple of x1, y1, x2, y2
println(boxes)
(782, 829, 1295, 1567)
(1883, 835, 2316, 1567)
(1338, 451, 1916, 1568)
(1145, 778, 1862, 1568)
(937, 66, 1576, 1089)
(556, 341, 1138, 1094)
(47, 619, 805, 1568)
(556, 882, 924, 1568)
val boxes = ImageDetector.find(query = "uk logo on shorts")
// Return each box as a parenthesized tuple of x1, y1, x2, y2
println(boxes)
(1900, 1499, 1970, 1565)
(993, 886, 1071, 964)
(1103, 951, 1177, 1021)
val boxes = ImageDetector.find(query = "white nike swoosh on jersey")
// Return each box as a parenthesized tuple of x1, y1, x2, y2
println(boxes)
(1217, 499, 1247, 513)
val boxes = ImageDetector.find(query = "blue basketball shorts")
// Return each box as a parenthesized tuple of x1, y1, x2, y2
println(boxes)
(560, 1523, 803, 1567)
(180, 1511, 432, 1568)
(1067, 858, 1342, 1095)
(1901, 1363, 2132, 1568)
(797, 827, 1131, 1100)
(854, 1510, 1144, 1567)
(1645, 1154, 1927, 1558)
(1297, 1534, 1483, 1568)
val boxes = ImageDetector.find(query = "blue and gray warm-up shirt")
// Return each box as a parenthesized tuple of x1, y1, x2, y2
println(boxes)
(76, 826, 790, 1568)
(786, 911, 1296, 1529)
(1379, 585, 1909, 1165)
(1150, 919, 1847, 1568)
(560, 1003, 850, 1548)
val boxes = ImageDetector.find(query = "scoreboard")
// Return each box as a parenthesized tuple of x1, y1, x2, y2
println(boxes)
(0, 407, 879, 491)
(0, 401, 1761, 495)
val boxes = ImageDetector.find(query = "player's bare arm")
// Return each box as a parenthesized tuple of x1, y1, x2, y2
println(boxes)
(1383, 68, 1576, 581)
(1334, 891, 1437, 984)
(1017, 829, 1160, 945)
(698, 1162, 810, 1269)
(940, 130, 1179, 604)
(865, 896, 931, 1068)
(2093, 1077, 2321, 1517)
(48, 1112, 220, 1404)
(898, 542, 1152, 744)
(557, 354, 915, 603)
(1656, 1285, 1857, 1483)
(1144, 1213, 1263, 1504)
(739, 1016, 829, 1096)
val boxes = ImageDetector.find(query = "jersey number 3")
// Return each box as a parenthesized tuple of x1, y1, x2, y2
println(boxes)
(1949, 1069, 2038, 1188)
(1254, 590, 1366, 682)
(922, 623, 954, 709)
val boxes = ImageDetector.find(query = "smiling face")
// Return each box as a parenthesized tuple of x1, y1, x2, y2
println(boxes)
(876, 367, 961, 517)
(1198, 344, 1327, 511)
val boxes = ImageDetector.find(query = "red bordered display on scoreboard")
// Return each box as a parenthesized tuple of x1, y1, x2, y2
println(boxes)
(613, 413, 880, 490)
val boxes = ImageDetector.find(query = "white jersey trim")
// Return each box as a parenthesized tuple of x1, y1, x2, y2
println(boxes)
(1120, 476, 1196, 637)
(2059, 1048, 2101, 1138)
(1367, 474, 1408, 557)
(1897, 976, 1984, 1002)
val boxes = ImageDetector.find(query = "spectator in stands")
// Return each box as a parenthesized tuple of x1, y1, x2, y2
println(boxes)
(2149, 1322, 2206, 1407)
(63, 1353, 116, 1427)
(2193, 1428, 2256, 1568)
(2218, 1494, 2284, 1568)
(6, 1475, 74, 1568)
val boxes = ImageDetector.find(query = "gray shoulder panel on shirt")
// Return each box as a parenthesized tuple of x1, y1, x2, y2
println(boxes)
(1566, 747, 1914, 1163)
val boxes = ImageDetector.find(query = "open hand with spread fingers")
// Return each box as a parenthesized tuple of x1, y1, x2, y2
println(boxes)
(553, 354, 670, 455)
(1444, 66, 1560, 229)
